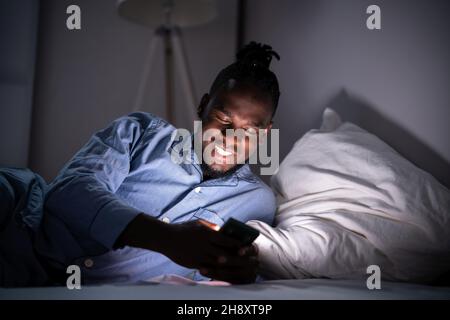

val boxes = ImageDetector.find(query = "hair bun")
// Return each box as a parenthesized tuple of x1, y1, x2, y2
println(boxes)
(236, 41, 280, 69)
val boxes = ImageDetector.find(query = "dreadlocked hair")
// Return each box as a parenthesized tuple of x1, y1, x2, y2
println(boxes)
(209, 41, 281, 116)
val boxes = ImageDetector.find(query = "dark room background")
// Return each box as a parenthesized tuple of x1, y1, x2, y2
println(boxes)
(0, 0, 449, 187)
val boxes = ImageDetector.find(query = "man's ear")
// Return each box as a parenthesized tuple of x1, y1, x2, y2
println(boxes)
(264, 121, 273, 134)
(259, 121, 273, 145)
(197, 93, 210, 119)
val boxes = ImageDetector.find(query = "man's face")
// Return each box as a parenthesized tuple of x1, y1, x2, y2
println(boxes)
(198, 86, 273, 177)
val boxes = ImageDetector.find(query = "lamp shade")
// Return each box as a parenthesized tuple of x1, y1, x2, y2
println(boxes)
(117, 0, 217, 28)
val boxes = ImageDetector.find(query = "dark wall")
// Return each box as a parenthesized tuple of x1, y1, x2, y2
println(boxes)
(246, 0, 450, 187)
(29, 0, 237, 181)
(0, 0, 39, 167)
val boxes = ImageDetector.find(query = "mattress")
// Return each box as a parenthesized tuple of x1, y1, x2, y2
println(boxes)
(1, 278, 449, 300)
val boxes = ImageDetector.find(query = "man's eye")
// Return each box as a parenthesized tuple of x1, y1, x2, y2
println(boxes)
(244, 128, 258, 137)
(216, 117, 231, 124)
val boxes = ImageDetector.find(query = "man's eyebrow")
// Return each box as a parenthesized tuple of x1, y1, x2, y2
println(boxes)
(217, 109, 232, 117)
(214, 108, 232, 119)
(219, 108, 266, 127)
(249, 120, 266, 128)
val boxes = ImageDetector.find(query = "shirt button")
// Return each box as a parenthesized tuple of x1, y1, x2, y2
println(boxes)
(162, 217, 171, 223)
(194, 187, 202, 193)
(84, 258, 94, 268)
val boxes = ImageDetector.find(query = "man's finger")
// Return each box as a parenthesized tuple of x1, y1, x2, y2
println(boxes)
(197, 219, 221, 231)
(218, 255, 258, 268)
(206, 268, 257, 284)
(210, 233, 242, 249)
(201, 255, 258, 274)
(238, 245, 258, 257)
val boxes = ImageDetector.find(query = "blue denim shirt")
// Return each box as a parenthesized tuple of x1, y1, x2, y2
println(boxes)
(35, 112, 276, 284)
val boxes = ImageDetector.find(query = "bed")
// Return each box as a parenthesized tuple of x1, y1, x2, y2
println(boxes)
(1, 278, 449, 300)
(1, 109, 449, 293)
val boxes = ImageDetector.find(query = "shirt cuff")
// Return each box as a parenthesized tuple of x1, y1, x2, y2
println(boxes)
(89, 199, 142, 250)
(253, 231, 273, 259)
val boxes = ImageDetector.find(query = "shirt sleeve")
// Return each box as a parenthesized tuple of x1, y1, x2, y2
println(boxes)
(44, 113, 158, 250)
(247, 183, 277, 225)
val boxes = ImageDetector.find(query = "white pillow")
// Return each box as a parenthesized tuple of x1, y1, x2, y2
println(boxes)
(248, 108, 450, 283)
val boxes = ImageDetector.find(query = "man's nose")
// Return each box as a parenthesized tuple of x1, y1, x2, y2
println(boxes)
(223, 134, 244, 152)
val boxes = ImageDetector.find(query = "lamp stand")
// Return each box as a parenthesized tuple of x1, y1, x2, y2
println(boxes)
(133, 25, 198, 125)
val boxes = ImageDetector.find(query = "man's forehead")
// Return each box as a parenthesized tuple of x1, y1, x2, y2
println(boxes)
(212, 90, 272, 124)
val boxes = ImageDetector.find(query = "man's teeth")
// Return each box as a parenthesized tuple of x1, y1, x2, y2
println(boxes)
(215, 145, 233, 156)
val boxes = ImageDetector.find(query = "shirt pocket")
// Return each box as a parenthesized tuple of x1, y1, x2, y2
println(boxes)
(193, 208, 225, 227)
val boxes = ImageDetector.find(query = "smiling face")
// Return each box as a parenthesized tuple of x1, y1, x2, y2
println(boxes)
(197, 84, 274, 178)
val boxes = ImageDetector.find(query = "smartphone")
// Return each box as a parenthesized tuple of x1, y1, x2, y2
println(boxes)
(219, 218, 260, 246)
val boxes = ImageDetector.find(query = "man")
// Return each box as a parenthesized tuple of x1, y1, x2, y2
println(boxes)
(35, 42, 281, 284)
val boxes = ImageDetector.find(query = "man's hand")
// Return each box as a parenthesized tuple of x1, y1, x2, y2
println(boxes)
(164, 221, 259, 284)
(200, 243, 259, 284)
(115, 214, 259, 284)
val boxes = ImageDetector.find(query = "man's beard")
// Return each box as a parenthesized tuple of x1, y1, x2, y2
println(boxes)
(200, 162, 243, 180)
